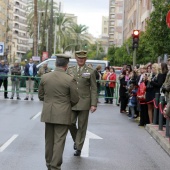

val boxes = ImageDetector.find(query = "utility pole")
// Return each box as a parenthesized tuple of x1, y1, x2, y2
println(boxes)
(48, 0, 53, 58)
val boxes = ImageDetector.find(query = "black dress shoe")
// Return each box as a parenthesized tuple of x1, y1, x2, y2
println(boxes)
(138, 123, 144, 126)
(4, 96, 9, 99)
(73, 143, 77, 150)
(74, 150, 81, 156)
(10, 97, 13, 99)
(17, 97, 21, 100)
(24, 97, 28, 100)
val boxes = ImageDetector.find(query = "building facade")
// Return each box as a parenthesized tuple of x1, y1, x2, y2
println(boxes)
(114, 0, 124, 47)
(108, 0, 116, 46)
(100, 16, 109, 53)
(6, 0, 14, 62)
(123, 0, 153, 41)
(11, 0, 29, 61)
(0, 0, 7, 59)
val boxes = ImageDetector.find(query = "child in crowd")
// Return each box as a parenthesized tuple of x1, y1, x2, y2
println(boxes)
(128, 83, 138, 119)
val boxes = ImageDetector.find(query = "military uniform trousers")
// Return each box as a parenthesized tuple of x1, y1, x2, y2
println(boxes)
(45, 123, 68, 170)
(69, 110, 89, 150)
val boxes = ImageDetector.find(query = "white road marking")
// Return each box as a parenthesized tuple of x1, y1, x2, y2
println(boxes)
(31, 112, 41, 120)
(81, 131, 103, 157)
(0, 134, 18, 152)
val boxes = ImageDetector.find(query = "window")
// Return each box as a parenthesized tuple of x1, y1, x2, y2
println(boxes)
(119, 7, 123, 13)
(110, 21, 114, 26)
(117, 20, 123, 27)
(104, 28, 107, 34)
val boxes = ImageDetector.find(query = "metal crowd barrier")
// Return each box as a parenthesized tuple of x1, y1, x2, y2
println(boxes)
(96, 80, 119, 104)
(0, 75, 41, 94)
(153, 93, 170, 138)
(0, 75, 120, 102)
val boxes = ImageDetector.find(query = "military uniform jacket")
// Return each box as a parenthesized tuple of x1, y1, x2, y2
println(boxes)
(163, 71, 170, 102)
(67, 64, 97, 110)
(38, 67, 79, 125)
(38, 67, 51, 77)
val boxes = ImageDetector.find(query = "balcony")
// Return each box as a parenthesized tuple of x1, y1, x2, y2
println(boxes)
(17, 46, 28, 53)
(14, 25, 27, 31)
(17, 40, 28, 45)
(14, 18, 27, 25)
(13, 33, 29, 39)
(15, 4, 26, 10)
(14, 10, 26, 17)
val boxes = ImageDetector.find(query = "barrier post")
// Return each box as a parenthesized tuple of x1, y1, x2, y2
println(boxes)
(158, 96, 165, 131)
(153, 93, 159, 124)
(165, 119, 170, 137)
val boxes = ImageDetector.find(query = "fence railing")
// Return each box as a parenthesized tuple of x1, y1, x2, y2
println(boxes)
(0, 75, 120, 101)
(153, 93, 170, 138)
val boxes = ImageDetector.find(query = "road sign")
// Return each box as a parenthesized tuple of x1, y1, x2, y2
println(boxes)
(0, 42, 4, 56)
(166, 10, 170, 28)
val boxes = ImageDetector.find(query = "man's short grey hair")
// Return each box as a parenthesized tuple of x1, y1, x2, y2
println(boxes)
(56, 58, 69, 67)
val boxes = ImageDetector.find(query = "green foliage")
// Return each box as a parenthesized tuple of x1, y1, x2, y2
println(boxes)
(107, 0, 170, 65)
(22, 50, 33, 61)
(145, 0, 170, 57)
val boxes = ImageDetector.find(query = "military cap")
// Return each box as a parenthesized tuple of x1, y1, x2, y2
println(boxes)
(75, 51, 87, 58)
(15, 60, 19, 63)
(56, 54, 71, 59)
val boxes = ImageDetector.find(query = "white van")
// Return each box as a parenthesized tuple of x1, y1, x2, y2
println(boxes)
(36, 58, 110, 72)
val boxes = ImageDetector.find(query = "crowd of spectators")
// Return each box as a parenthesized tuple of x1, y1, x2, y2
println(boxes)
(117, 61, 169, 126)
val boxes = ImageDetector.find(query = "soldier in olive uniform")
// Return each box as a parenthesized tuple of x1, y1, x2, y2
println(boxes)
(162, 59, 170, 119)
(67, 51, 98, 156)
(38, 54, 79, 170)
(38, 62, 51, 77)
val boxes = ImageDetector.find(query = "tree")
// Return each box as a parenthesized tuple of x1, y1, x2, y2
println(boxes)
(70, 24, 90, 51)
(54, 13, 75, 53)
(145, 0, 170, 57)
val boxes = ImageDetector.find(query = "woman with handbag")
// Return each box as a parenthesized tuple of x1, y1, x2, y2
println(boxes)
(145, 63, 160, 124)
(150, 63, 168, 124)
(102, 66, 110, 103)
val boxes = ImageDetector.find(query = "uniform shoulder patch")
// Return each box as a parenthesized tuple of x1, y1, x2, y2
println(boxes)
(68, 66, 76, 69)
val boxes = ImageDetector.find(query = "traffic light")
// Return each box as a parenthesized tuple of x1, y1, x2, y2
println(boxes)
(132, 30, 140, 50)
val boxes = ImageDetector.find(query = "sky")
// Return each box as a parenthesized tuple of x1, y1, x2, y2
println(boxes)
(61, 0, 109, 37)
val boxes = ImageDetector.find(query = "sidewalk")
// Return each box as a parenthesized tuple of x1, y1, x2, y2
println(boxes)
(145, 124, 170, 156)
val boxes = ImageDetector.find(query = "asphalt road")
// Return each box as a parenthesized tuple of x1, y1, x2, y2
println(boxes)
(0, 96, 170, 170)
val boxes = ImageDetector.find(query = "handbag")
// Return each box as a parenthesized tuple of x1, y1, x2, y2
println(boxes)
(137, 82, 146, 101)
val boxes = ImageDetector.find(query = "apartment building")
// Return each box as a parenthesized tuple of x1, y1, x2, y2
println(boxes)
(100, 16, 109, 53)
(12, 0, 29, 61)
(7, 0, 14, 62)
(108, 0, 116, 46)
(114, 0, 124, 47)
(0, 0, 7, 59)
(123, 0, 153, 41)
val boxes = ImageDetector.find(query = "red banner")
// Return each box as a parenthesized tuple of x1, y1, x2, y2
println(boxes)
(42, 52, 48, 61)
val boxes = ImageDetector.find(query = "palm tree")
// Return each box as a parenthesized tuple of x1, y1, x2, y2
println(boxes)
(27, 0, 58, 55)
(54, 13, 74, 53)
(70, 24, 90, 51)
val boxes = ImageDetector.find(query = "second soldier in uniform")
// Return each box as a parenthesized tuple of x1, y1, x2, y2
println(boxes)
(67, 51, 98, 156)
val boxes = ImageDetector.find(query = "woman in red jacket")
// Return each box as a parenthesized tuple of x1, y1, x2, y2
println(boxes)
(106, 67, 116, 104)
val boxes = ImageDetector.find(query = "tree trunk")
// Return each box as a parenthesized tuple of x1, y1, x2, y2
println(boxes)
(41, 0, 49, 55)
(48, 0, 53, 57)
(33, 0, 38, 56)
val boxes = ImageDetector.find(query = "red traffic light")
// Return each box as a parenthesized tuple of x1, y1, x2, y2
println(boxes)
(133, 30, 140, 37)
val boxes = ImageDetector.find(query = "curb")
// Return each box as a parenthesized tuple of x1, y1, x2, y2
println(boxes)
(145, 124, 170, 156)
